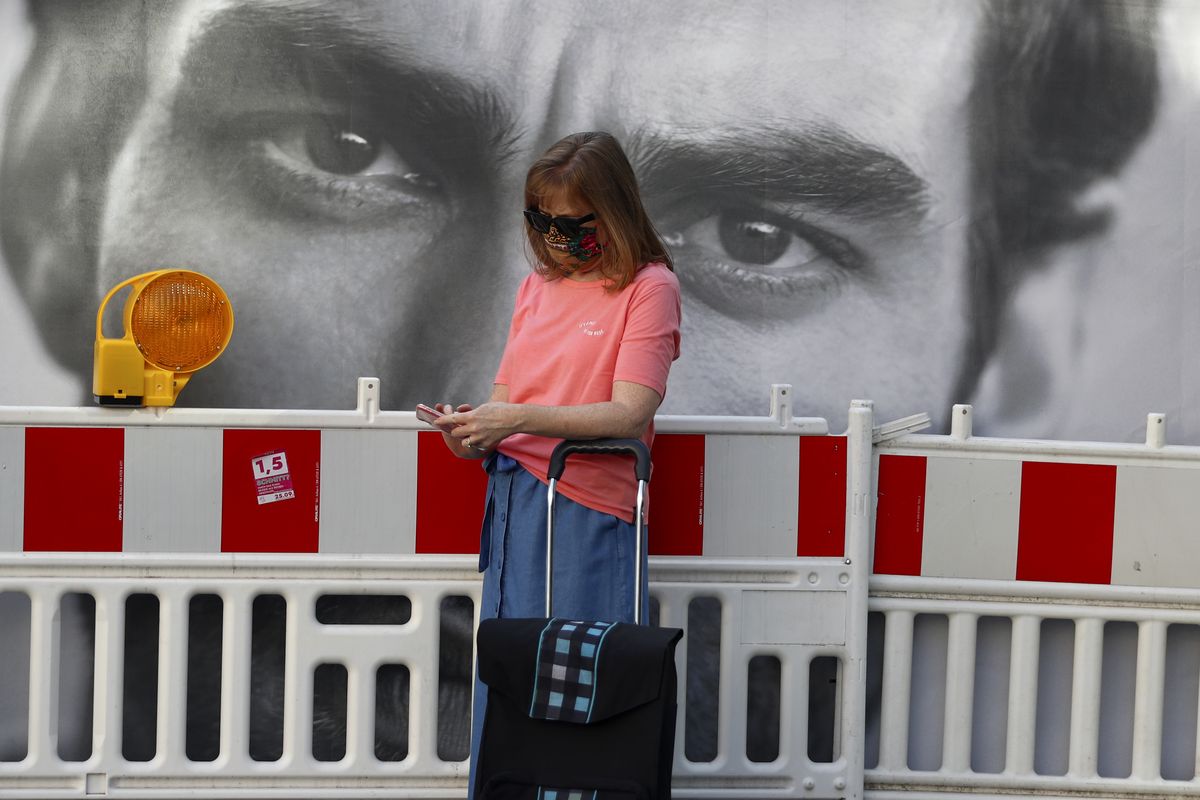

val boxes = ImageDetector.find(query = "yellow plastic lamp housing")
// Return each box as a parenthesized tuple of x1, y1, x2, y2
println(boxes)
(93, 269, 234, 407)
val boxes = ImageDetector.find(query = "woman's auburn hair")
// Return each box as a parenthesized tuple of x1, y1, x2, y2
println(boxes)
(523, 131, 673, 290)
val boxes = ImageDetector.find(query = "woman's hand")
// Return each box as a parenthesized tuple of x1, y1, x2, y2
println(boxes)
(432, 403, 481, 459)
(431, 381, 658, 458)
(442, 402, 521, 453)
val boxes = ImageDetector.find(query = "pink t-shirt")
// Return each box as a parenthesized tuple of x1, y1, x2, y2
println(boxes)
(494, 262, 681, 522)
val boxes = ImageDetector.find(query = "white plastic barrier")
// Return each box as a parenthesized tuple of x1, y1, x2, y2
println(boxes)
(864, 405, 1200, 799)
(0, 556, 482, 798)
(866, 577, 1200, 799)
(0, 382, 873, 799)
(7, 387, 1200, 800)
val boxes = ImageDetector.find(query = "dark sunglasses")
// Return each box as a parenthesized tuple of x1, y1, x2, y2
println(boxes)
(523, 208, 597, 237)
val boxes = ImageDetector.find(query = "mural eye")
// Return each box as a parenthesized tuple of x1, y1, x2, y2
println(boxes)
(303, 120, 385, 175)
(269, 116, 414, 180)
(230, 112, 445, 222)
(670, 206, 837, 276)
(661, 204, 864, 320)
(715, 212, 819, 268)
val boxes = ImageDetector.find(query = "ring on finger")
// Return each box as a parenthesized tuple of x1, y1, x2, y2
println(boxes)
(463, 437, 472, 448)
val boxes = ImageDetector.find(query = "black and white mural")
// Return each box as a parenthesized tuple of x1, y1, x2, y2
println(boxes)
(1, 0, 1197, 441)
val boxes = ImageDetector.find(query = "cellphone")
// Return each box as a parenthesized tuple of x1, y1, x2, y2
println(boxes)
(415, 403, 444, 425)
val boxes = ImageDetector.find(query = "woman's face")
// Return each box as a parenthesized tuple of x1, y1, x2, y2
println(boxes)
(532, 186, 606, 279)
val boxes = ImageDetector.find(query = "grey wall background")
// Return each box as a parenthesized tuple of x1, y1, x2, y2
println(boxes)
(0, 0, 1198, 442)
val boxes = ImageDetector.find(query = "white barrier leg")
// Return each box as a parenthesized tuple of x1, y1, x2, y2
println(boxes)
(843, 399, 875, 800)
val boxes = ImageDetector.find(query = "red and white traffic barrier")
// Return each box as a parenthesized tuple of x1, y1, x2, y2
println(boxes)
(1, 424, 849, 559)
(873, 449, 1200, 589)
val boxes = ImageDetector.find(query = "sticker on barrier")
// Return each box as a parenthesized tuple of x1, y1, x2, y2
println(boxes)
(251, 449, 294, 505)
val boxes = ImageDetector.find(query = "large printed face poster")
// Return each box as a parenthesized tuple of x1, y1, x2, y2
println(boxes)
(0, 1, 1197, 443)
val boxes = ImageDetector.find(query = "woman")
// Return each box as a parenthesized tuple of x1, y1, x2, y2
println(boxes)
(428, 131, 680, 783)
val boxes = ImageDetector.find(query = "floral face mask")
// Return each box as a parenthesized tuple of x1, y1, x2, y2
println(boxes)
(564, 228, 603, 263)
(524, 208, 605, 264)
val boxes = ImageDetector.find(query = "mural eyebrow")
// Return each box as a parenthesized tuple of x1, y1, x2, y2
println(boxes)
(173, 3, 520, 159)
(630, 128, 931, 226)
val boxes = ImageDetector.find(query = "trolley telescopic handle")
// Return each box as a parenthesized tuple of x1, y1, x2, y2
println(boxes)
(546, 438, 651, 624)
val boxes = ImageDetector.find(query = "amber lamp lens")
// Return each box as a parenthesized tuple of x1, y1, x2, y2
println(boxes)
(130, 273, 232, 371)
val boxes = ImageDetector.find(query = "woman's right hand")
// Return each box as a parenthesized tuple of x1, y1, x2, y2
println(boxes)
(433, 403, 481, 458)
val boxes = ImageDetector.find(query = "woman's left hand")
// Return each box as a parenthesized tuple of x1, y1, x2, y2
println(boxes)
(443, 402, 521, 452)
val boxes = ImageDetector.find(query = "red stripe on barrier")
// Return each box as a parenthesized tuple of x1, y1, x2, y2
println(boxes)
(1016, 461, 1115, 584)
(415, 432, 488, 554)
(221, 430, 321, 552)
(797, 436, 847, 557)
(873, 454, 926, 575)
(648, 434, 705, 556)
(24, 427, 124, 552)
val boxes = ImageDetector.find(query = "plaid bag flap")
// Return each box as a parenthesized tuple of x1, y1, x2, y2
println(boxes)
(529, 619, 613, 722)
(478, 617, 683, 726)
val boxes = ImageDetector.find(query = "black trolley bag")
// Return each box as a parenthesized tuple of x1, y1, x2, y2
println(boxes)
(473, 439, 684, 800)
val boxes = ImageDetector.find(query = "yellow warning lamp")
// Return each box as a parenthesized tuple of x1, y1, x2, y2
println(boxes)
(93, 269, 234, 407)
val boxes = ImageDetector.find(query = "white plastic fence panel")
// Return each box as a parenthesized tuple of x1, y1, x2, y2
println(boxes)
(0, 384, 870, 799)
(0, 557, 481, 798)
(865, 420, 1200, 800)
(866, 578, 1200, 799)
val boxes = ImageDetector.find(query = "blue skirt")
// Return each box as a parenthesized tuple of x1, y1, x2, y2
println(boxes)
(469, 452, 648, 794)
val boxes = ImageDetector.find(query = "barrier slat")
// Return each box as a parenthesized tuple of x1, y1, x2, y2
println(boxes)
(942, 612, 977, 773)
(877, 610, 913, 771)
(345, 662, 367, 769)
(95, 588, 123, 764)
(718, 588, 743, 765)
(1004, 615, 1040, 776)
(1068, 617, 1104, 778)
(284, 586, 311, 769)
(221, 586, 254, 771)
(27, 591, 53, 770)
(159, 588, 190, 767)
(1132, 620, 1167, 780)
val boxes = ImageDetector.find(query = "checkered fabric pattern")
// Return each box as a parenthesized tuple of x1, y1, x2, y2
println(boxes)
(536, 787, 598, 800)
(529, 618, 615, 723)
